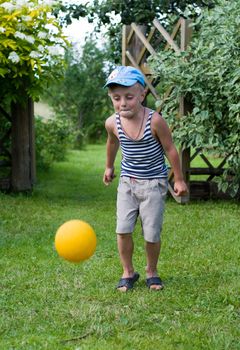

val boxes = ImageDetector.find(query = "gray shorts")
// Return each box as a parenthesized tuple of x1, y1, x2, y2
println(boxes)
(116, 176, 168, 242)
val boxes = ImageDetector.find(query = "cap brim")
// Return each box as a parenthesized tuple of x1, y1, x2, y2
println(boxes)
(104, 78, 139, 88)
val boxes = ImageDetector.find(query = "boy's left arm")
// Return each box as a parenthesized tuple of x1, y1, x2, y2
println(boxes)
(152, 113, 188, 196)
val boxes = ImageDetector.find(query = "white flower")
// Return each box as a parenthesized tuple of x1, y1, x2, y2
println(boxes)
(21, 15, 32, 22)
(14, 31, 26, 40)
(38, 45, 45, 52)
(29, 51, 41, 59)
(15, 0, 30, 8)
(8, 52, 20, 63)
(45, 24, 59, 34)
(0, 2, 15, 12)
(0, 27, 6, 33)
(40, 0, 57, 6)
(25, 35, 35, 44)
(38, 31, 47, 39)
(47, 45, 62, 56)
(53, 38, 65, 45)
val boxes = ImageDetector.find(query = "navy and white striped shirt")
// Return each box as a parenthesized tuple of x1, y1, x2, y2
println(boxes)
(116, 110, 168, 179)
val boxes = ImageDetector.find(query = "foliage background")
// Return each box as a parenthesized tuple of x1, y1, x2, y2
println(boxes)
(35, 116, 74, 169)
(148, 0, 240, 195)
(42, 38, 114, 146)
(0, 0, 67, 104)
(56, 0, 215, 63)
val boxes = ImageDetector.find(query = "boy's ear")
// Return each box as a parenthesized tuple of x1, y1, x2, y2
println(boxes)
(140, 88, 147, 102)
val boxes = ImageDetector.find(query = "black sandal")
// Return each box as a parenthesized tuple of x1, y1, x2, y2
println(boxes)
(146, 276, 164, 290)
(116, 272, 140, 291)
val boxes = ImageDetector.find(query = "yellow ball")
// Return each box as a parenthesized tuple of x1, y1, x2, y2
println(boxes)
(55, 220, 97, 263)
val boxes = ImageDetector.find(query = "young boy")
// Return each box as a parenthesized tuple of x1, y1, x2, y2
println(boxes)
(103, 66, 187, 292)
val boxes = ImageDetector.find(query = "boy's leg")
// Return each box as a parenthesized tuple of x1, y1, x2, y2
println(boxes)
(117, 233, 135, 292)
(116, 177, 139, 291)
(145, 241, 163, 290)
(138, 178, 167, 290)
(117, 233, 134, 277)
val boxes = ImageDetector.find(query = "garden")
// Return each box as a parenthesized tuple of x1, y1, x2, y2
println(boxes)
(0, 0, 239, 349)
(0, 145, 239, 349)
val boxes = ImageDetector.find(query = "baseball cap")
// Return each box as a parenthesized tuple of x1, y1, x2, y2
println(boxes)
(104, 66, 145, 88)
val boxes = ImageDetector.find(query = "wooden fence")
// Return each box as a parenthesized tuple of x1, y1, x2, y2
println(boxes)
(122, 17, 231, 202)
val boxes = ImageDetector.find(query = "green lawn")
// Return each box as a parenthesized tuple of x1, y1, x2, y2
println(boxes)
(0, 145, 239, 350)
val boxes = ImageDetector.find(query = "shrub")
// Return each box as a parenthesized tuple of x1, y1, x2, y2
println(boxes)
(35, 116, 73, 170)
(0, 0, 68, 103)
(148, 0, 240, 196)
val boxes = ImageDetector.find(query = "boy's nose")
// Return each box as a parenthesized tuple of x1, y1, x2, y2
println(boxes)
(120, 98, 127, 106)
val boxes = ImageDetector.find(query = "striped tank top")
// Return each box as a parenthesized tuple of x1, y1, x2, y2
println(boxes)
(116, 110, 168, 179)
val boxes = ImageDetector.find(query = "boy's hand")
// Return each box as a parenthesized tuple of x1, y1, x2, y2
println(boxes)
(174, 180, 188, 197)
(103, 167, 116, 186)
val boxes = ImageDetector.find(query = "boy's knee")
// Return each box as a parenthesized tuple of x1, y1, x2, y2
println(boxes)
(117, 233, 132, 238)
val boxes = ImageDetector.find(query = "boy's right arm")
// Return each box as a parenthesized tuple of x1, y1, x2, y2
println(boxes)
(103, 116, 119, 186)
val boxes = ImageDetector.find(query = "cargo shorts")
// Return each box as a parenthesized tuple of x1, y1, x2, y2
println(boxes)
(116, 176, 168, 243)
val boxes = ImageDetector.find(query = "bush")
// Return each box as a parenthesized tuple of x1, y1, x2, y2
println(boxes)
(35, 116, 73, 170)
(0, 0, 68, 104)
(148, 0, 240, 196)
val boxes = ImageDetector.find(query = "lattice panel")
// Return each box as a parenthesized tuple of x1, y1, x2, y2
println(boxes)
(122, 18, 191, 203)
(122, 18, 232, 201)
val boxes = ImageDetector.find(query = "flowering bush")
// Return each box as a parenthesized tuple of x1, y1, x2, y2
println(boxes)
(0, 0, 68, 103)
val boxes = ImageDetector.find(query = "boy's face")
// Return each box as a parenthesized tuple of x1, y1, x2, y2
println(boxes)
(108, 83, 146, 119)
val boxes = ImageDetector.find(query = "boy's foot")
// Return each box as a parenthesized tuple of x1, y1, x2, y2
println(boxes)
(146, 276, 164, 290)
(116, 272, 140, 292)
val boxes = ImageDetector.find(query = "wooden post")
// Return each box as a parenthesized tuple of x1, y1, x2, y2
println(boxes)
(178, 18, 192, 203)
(122, 25, 131, 66)
(11, 98, 36, 191)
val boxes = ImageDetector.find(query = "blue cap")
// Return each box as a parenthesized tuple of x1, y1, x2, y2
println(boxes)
(104, 66, 145, 88)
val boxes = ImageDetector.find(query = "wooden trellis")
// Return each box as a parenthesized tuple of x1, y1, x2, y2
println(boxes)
(122, 18, 232, 202)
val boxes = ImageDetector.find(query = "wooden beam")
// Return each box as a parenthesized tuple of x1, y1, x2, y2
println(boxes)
(190, 148, 201, 162)
(180, 17, 192, 51)
(165, 18, 181, 51)
(156, 86, 174, 112)
(200, 153, 214, 168)
(190, 167, 224, 175)
(131, 23, 156, 55)
(168, 183, 189, 204)
(126, 27, 134, 44)
(122, 25, 127, 66)
(153, 19, 181, 54)
(207, 156, 228, 181)
(179, 147, 190, 202)
(137, 26, 156, 64)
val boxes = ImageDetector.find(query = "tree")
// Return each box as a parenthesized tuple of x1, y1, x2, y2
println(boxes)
(148, 0, 240, 196)
(0, 0, 69, 190)
(43, 38, 114, 145)
(54, 0, 216, 63)
(0, 0, 68, 104)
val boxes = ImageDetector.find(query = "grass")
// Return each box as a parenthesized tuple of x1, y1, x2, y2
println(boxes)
(0, 144, 239, 350)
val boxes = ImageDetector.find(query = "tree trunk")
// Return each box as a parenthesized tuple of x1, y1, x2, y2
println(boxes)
(11, 98, 36, 191)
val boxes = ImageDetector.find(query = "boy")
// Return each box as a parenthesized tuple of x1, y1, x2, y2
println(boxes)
(103, 66, 187, 292)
